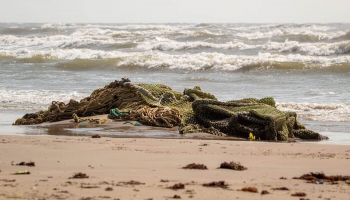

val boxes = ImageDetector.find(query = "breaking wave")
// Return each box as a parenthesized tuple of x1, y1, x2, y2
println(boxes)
(0, 89, 87, 110)
(262, 40, 350, 56)
(277, 102, 350, 122)
(1, 49, 350, 72)
(137, 37, 256, 51)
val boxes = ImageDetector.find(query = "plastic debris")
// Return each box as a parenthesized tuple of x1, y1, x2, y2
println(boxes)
(11, 170, 30, 175)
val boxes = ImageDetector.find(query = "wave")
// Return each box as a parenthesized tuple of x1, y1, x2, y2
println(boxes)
(262, 40, 350, 56)
(229, 24, 336, 32)
(236, 30, 348, 40)
(230, 24, 349, 41)
(0, 89, 87, 110)
(0, 34, 113, 49)
(277, 102, 350, 122)
(1, 49, 350, 72)
(1, 26, 60, 35)
(137, 37, 256, 51)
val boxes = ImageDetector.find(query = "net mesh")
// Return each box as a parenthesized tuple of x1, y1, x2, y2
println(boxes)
(13, 78, 328, 141)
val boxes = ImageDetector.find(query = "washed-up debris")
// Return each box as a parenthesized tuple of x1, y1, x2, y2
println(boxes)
(172, 195, 181, 199)
(69, 172, 89, 179)
(219, 161, 247, 171)
(291, 192, 307, 197)
(161, 179, 169, 182)
(117, 180, 145, 186)
(182, 163, 208, 170)
(203, 181, 228, 189)
(240, 187, 258, 193)
(272, 187, 289, 191)
(91, 134, 101, 138)
(294, 172, 350, 183)
(184, 190, 196, 195)
(261, 190, 270, 195)
(14, 78, 327, 142)
(0, 179, 16, 182)
(13, 161, 35, 167)
(105, 187, 113, 191)
(280, 177, 287, 180)
(168, 183, 185, 190)
(11, 170, 30, 175)
(81, 184, 100, 189)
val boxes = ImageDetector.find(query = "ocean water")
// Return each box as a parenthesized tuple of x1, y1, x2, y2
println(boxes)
(0, 23, 349, 143)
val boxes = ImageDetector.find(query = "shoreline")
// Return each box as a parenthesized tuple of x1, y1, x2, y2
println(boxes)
(0, 135, 349, 200)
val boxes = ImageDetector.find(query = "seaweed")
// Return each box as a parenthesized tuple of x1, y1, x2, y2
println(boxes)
(219, 162, 247, 171)
(69, 172, 89, 179)
(182, 163, 208, 170)
(294, 172, 350, 183)
(16, 161, 35, 167)
(291, 192, 306, 197)
(203, 181, 228, 189)
(261, 190, 270, 195)
(168, 183, 185, 190)
(117, 180, 145, 186)
(272, 187, 289, 190)
(240, 187, 258, 193)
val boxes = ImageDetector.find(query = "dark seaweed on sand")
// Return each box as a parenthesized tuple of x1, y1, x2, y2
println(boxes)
(261, 190, 270, 195)
(240, 187, 258, 193)
(219, 162, 247, 170)
(203, 181, 228, 189)
(16, 161, 35, 167)
(272, 187, 289, 190)
(117, 180, 145, 185)
(294, 172, 350, 182)
(168, 183, 185, 190)
(182, 163, 208, 170)
(69, 172, 89, 179)
(291, 192, 307, 197)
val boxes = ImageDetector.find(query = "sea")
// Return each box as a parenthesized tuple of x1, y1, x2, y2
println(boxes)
(0, 23, 349, 144)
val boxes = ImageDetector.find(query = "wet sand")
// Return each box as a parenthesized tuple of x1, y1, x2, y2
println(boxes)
(1, 128, 350, 199)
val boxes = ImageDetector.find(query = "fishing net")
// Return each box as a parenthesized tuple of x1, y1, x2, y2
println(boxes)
(13, 78, 328, 141)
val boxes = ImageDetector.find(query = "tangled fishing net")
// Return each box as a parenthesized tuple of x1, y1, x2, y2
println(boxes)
(13, 78, 328, 141)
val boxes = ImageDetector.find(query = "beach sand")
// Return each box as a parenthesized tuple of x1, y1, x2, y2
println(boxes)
(0, 120, 350, 200)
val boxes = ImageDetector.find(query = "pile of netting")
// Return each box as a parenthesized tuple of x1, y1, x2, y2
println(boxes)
(13, 77, 328, 141)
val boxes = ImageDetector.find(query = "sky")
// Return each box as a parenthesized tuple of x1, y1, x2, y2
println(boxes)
(1, 0, 350, 23)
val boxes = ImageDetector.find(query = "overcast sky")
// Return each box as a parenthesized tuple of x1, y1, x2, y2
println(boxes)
(1, 0, 350, 23)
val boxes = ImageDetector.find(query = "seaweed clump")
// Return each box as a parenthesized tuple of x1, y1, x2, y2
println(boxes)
(168, 183, 185, 190)
(291, 192, 307, 197)
(261, 190, 270, 195)
(182, 163, 208, 170)
(203, 181, 229, 189)
(294, 172, 350, 183)
(69, 172, 89, 179)
(240, 187, 258, 193)
(16, 161, 35, 167)
(272, 187, 289, 191)
(219, 162, 247, 171)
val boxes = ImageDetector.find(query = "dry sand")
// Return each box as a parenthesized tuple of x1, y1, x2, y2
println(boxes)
(0, 120, 350, 200)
